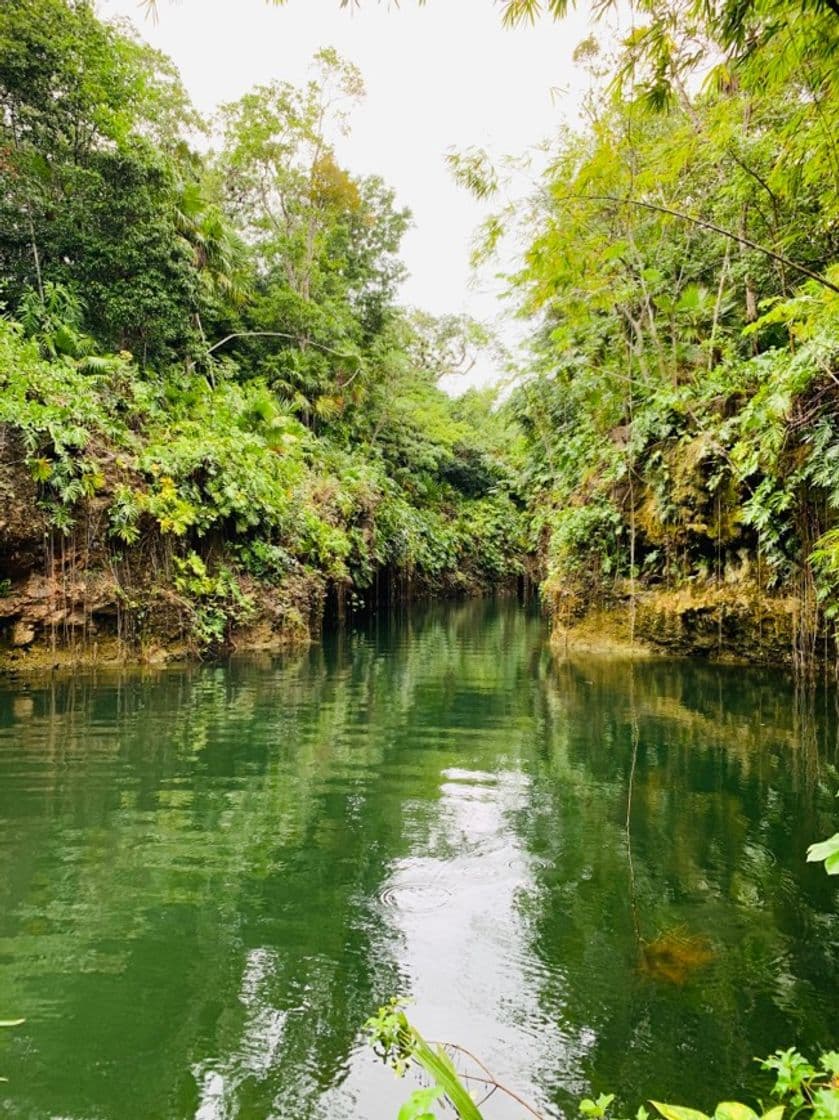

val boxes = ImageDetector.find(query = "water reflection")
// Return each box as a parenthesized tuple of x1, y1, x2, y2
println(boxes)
(519, 655, 839, 1113)
(0, 600, 836, 1120)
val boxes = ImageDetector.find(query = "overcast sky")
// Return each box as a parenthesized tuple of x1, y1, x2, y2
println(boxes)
(98, 0, 600, 383)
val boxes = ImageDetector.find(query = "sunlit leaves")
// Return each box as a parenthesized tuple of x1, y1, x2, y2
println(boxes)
(821, 1053, 839, 1077)
(583, 1094, 618, 1117)
(651, 1103, 711, 1120)
(714, 1104, 760, 1120)
(806, 833, 839, 875)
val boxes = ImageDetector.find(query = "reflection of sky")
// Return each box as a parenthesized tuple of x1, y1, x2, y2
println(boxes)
(192, 949, 290, 1119)
(330, 765, 595, 1120)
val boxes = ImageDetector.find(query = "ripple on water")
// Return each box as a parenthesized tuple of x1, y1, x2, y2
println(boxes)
(378, 882, 453, 913)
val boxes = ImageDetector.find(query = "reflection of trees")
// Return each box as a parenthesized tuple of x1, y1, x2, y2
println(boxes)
(0, 599, 544, 1120)
(517, 656, 839, 1115)
(1, 606, 837, 1120)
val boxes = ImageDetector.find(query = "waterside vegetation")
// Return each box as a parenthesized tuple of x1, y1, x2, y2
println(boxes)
(0, 2, 526, 664)
(3, 0, 839, 669)
(483, 0, 839, 670)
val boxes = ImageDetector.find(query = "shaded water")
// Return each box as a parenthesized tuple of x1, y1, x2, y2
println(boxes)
(0, 599, 837, 1120)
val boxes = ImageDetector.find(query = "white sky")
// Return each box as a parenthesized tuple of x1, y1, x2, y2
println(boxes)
(98, 0, 600, 385)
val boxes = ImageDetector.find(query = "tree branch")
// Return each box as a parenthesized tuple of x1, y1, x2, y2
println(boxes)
(207, 330, 358, 361)
(557, 193, 839, 294)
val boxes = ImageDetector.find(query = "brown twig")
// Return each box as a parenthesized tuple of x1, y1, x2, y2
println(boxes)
(429, 1040, 549, 1120)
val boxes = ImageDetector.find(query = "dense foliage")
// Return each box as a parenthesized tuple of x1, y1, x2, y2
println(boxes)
(0, 0, 525, 655)
(449, 0, 839, 665)
(6, 0, 838, 664)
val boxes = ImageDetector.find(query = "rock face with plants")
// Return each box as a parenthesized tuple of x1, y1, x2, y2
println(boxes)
(0, 2, 526, 665)
(459, 0, 839, 669)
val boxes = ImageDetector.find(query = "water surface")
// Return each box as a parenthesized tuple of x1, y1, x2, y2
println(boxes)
(0, 600, 837, 1120)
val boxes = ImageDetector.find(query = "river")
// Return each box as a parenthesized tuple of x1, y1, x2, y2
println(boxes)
(0, 598, 837, 1120)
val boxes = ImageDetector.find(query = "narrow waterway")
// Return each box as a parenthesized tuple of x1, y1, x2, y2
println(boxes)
(0, 599, 837, 1120)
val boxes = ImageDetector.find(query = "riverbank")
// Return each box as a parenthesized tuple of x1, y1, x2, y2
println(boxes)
(0, 625, 311, 676)
(0, 319, 527, 673)
(0, 557, 524, 674)
(3, 576, 811, 675)
(0, 554, 322, 674)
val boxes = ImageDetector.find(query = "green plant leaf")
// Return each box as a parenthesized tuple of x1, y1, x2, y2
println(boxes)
(806, 834, 839, 875)
(411, 1038, 484, 1120)
(761, 1106, 785, 1120)
(582, 1094, 617, 1118)
(652, 1103, 711, 1120)
(398, 1086, 444, 1120)
(813, 1089, 839, 1120)
(819, 1053, 839, 1076)
(715, 1103, 759, 1120)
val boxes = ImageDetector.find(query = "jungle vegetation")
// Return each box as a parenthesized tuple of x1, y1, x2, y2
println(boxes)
(481, 0, 839, 668)
(0, 0, 526, 656)
(0, 5, 838, 1117)
(1, 0, 839, 666)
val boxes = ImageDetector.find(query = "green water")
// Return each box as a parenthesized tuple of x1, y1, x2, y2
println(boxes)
(0, 600, 837, 1120)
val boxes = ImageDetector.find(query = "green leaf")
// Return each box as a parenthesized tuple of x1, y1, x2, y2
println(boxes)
(582, 1095, 616, 1118)
(820, 1052, 839, 1076)
(30, 457, 53, 482)
(806, 834, 839, 875)
(603, 240, 630, 262)
(411, 1038, 484, 1120)
(813, 1089, 839, 1120)
(761, 1106, 785, 1120)
(652, 1103, 711, 1120)
(398, 1086, 444, 1120)
(0, 1020, 24, 1028)
(715, 1103, 759, 1120)
(761, 1048, 816, 1097)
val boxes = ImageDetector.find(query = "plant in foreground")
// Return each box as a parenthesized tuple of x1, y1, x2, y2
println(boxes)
(806, 792, 839, 876)
(367, 1002, 839, 1120)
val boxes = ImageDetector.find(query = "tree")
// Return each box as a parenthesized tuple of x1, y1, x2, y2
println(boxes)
(0, 0, 209, 364)
(214, 49, 410, 418)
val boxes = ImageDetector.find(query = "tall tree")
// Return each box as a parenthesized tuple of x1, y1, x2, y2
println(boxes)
(0, 0, 208, 364)
(215, 49, 410, 417)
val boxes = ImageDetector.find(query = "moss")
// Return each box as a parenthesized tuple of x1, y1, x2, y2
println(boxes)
(551, 581, 803, 668)
(551, 609, 658, 659)
(0, 621, 313, 676)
